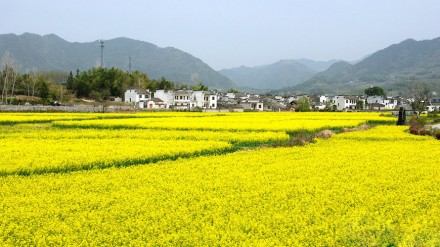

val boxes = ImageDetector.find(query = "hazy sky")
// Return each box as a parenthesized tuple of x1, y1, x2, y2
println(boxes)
(2, 0, 440, 70)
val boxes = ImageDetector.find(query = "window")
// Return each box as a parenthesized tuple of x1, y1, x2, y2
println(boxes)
(212, 96, 215, 100)
(211, 103, 215, 107)
(258, 104, 262, 109)
(180, 96, 183, 100)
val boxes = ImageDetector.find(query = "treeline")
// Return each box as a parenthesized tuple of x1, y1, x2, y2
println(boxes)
(67, 67, 208, 100)
(1, 51, 208, 104)
(1, 52, 57, 104)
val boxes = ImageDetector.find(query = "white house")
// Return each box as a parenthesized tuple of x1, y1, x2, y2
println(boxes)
(204, 91, 218, 109)
(154, 90, 174, 108)
(332, 95, 358, 111)
(173, 90, 192, 109)
(145, 98, 166, 109)
(366, 96, 397, 110)
(124, 89, 151, 108)
(239, 97, 263, 111)
(310, 95, 330, 110)
(153, 90, 218, 110)
(191, 90, 219, 109)
(191, 91, 205, 108)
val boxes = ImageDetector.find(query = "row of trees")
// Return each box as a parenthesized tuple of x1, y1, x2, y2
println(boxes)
(1, 52, 209, 104)
(67, 67, 209, 101)
(1, 52, 56, 104)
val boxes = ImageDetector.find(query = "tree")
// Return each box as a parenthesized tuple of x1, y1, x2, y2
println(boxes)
(30, 68, 39, 97)
(66, 71, 75, 90)
(365, 86, 386, 97)
(1, 52, 20, 104)
(409, 83, 430, 112)
(355, 100, 364, 110)
(190, 82, 208, 91)
(36, 77, 50, 99)
(296, 97, 311, 112)
(323, 101, 334, 111)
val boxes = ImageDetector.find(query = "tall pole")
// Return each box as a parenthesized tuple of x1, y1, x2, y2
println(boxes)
(100, 39, 105, 67)
(129, 56, 132, 74)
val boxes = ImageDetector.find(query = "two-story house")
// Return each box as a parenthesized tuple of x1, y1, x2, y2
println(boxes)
(332, 95, 358, 111)
(154, 90, 174, 108)
(124, 89, 151, 108)
(173, 90, 192, 109)
(204, 91, 218, 109)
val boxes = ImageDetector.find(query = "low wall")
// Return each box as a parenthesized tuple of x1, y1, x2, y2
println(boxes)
(0, 105, 135, 113)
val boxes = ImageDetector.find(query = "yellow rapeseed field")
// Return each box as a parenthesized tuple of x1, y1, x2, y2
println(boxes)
(53, 112, 393, 131)
(1, 112, 438, 246)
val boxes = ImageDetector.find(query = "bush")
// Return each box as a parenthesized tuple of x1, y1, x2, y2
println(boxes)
(434, 131, 440, 140)
(408, 117, 426, 129)
(288, 129, 315, 146)
(315, 130, 335, 139)
(409, 126, 419, 135)
(418, 129, 432, 136)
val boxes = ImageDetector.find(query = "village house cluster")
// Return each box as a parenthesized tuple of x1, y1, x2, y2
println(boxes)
(124, 88, 440, 112)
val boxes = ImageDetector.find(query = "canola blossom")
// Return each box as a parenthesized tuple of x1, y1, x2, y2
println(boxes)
(1, 113, 438, 246)
(53, 112, 394, 131)
(0, 136, 232, 175)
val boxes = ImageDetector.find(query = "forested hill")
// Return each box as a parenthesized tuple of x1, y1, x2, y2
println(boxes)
(0, 33, 235, 90)
(289, 37, 440, 95)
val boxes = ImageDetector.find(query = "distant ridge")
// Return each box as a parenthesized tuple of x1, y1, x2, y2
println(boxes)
(0, 33, 235, 90)
(218, 60, 319, 90)
(282, 37, 440, 95)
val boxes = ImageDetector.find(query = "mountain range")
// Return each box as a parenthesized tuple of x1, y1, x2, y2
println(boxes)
(1, 33, 440, 94)
(0, 33, 235, 90)
(218, 60, 318, 90)
(281, 37, 440, 95)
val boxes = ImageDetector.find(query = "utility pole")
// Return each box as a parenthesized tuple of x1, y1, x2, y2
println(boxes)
(99, 39, 105, 67)
(129, 56, 132, 74)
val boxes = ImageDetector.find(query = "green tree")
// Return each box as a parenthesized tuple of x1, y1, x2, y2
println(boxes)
(36, 77, 50, 99)
(66, 71, 75, 90)
(190, 82, 208, 91)
(365, 86, 386, 96)
(296, 97, 311, 112)
(323, 101, 334, 112)
(75, 71, 91, 98)
(355, 100, 364, 110)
